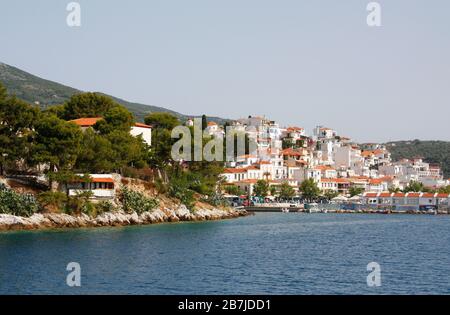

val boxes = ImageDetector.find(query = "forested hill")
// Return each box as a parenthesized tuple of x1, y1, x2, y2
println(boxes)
(0, 62, 228, 124)
(385, 140, 450, 178)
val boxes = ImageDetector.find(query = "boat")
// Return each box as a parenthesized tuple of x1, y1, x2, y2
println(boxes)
(281, 208, 290, 213)
(305, 203, 320, 213)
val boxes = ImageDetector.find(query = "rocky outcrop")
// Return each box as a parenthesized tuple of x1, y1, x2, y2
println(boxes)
(0, 206, 248, 232)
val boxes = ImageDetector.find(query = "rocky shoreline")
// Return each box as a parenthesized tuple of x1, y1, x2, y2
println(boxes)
(0, 206, 249, 232)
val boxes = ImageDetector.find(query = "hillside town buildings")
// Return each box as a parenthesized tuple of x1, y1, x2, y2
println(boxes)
(218, 117, 449, 198)
(65, 115, 448, 204)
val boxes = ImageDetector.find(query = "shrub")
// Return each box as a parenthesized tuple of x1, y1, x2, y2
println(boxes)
(224, 185, 244, 196)
(154, 178, 168, 194)
(168, 177, 195, 209)
(37, 191, 67, 211)
(0, 189, 40, 217)
(65, 191, 94, 216)
(120, 186, 159, 214)
(95, 200, 117, 215)
(122, 166, 155, 182)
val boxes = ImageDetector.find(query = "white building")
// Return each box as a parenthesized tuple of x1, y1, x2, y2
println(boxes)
(130, 123, 152, 146)
(66, 174, 116, 200)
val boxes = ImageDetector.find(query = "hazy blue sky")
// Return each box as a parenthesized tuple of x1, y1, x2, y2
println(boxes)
(1, 0, 449, 142)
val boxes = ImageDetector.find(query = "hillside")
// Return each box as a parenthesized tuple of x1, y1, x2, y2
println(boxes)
(0, 62, 228, 124)
(385, 140, 450, 178)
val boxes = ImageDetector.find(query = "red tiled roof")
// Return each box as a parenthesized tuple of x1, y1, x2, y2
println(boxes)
(224, 168, 246, 174)
(70, 117, 152, 129)
(134, 122, 152, 129)
(321, 178, 349, 183)
(361, 151, 374, 158)
(365, 193, 378, 197)
(70, 117, 102, 127)
(315, 165, 335, 171)
(320, 178, 337, 183)
(379, 192, 392, 198)
(287, 126, 304, 132)
(92, 178, 114, 183)
(281, 148, 303, 156)
(407, 192, 421, 197)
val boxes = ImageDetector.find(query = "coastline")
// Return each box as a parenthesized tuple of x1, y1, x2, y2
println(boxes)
(0, 205, 249, 232)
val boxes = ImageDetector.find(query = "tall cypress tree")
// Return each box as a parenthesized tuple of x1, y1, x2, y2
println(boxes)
(201, 114, 207, 130)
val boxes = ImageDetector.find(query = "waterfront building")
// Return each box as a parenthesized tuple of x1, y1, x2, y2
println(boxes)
(65, 174, 116, 200)
(361, 192, 450, 211)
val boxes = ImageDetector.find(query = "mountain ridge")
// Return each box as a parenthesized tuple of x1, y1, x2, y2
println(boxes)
(0, 62, 229, 124)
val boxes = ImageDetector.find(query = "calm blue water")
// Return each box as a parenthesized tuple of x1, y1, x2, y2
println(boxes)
(1, 213, 450, 295)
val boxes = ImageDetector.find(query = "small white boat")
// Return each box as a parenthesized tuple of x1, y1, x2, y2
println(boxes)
(305, 203, 320, 213)
(281, 208, 290, 213)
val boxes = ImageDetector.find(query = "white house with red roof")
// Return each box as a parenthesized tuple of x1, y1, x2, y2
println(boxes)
(70, 117, 152, 146)
(66, 174, 116, 200)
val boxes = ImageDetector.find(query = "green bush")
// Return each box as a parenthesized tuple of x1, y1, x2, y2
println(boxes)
(37, 191, 67, 210)
(95, 200, 117, 215)
(0, 189, 40, 217)
(154, 178, 168, 194)
(120, 186, 159, 214)
(224, 185, 244, 196)
(65, 191, 94, 215)
(168, 177, 195, 209)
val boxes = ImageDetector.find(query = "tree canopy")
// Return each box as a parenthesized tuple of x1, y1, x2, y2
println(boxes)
(254, 180, 269, 197)
(0, 94, 39, 173)
(279, 181, 296, 200)
(299, 178, 321, 201)
(61, 92, 120, 120)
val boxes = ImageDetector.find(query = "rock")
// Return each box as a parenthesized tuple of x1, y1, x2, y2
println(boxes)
(129, 212, 142, 225)
(0, 204, 249, 232)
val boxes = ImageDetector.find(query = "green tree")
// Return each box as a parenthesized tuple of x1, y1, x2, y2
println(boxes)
(388, 187, 401, 193)
(75, 128, 115, 173)
(62, 93, 119, 120)
(299, 178, 321, 202)
(403, 180, 426, 193)
(42, 104, 65, 118)
(201, 114, 207, 130)
(279, 181, 295, 200)
(145, 112, 181, 169)
(323, 190, 339, 200)
(437, 185, 450, 194)
(253, 180, 269, 197)
(349, 186, 365, 197)
(106, 130, 148, 172)
(0, 82, 7, 103)
(145, 112, 180, 130)
(224, 185, 244, 196)
(95, 105, 134, 134)
(0, 95, 39, 174)
(269, 185, 278, 197)
(33, 115, 83, 189)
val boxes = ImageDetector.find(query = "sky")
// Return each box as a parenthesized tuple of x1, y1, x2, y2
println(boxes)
(1, 0, 449, 142)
